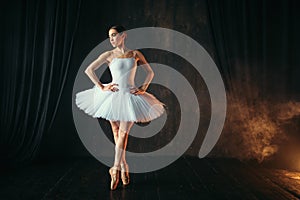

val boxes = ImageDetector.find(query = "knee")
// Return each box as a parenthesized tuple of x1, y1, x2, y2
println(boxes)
(118, 129, 128, 138)
(112, 127, 119, 134)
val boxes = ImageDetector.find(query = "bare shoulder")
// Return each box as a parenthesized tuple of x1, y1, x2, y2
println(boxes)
(133, 50, 143, 57)
(98, 50, 113, 59)
(96, 50, 114, 65)
(133, 50, 146, 62)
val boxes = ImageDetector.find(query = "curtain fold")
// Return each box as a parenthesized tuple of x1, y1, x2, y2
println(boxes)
(207, 0, 300, 101)
(206, 0, 300, 161)
(0, 0, 81, 167)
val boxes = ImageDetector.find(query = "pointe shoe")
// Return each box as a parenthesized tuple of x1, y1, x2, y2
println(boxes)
(109, 166, 120, 190)
(120, 163, 130, 186)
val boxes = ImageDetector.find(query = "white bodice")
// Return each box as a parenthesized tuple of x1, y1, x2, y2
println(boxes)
(109, 57, 137, 89)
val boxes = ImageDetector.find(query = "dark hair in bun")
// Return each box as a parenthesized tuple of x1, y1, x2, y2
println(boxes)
(109, 25, 126, 33)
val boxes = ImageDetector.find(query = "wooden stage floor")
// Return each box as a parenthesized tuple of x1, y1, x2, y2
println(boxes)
(1, 156, 300, 200)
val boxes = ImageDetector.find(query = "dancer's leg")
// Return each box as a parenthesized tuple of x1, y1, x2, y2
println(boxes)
(113, 121, 133, 168)
(110, 121, 120, 144)
(109, 121, 133, 189)
(110, 121, 128, 166)
(119, 123, 131, 185)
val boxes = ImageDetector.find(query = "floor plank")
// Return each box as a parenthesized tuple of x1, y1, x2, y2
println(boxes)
(1, 156, 300, 200)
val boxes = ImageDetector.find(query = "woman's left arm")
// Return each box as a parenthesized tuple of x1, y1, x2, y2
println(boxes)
(130, 50, 154, 95)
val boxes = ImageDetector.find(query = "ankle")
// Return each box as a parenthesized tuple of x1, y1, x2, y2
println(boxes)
(120, 163, 129, 171)
(111, 165, 120, 170)
(120, 163, 127, 167)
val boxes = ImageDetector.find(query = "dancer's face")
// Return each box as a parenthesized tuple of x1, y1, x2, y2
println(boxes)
(108, 29, 126, 47)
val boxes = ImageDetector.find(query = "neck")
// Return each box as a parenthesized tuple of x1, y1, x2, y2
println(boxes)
(115, 43, 128, 54)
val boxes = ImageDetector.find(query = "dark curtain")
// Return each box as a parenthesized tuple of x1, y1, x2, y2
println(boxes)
(206, 0, 300, 162)
(0, 0, 81, 167)
(207, 0, 300, 100)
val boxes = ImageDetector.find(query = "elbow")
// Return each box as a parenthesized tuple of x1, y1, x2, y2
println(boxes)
(150, 71, 154, 79)
(84, 68, 90, 75)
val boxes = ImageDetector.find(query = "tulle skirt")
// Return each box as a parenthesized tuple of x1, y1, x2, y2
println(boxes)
(75, 85, 165, 122)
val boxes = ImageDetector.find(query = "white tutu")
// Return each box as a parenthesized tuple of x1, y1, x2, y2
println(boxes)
(75, 57, 165, 122)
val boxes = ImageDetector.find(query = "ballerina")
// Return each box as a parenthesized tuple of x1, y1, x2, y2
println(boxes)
(75, 25, 165, 190)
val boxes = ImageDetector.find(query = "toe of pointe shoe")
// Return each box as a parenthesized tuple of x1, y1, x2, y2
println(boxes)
(109, 167, 120, 190)
(121, 172, 130, 185)
(120, 164, 130, 186)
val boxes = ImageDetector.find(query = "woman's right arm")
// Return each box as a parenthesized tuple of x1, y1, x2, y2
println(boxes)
(84, 51, 113, 90)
